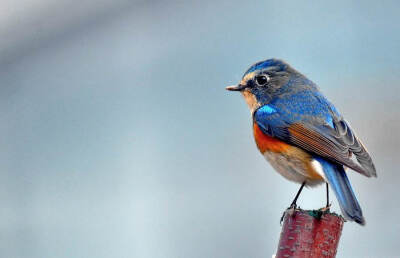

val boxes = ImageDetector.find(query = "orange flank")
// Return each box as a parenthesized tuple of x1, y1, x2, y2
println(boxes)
(253, 122, 324, 180)
(253, 122, 290, 153)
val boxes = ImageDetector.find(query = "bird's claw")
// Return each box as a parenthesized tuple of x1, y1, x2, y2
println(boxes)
(320, 203, 331, 212)
(280, 204, 297, 225)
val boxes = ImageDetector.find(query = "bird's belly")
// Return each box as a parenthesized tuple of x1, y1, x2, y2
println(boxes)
(253, 122, 325, 185)
(262, 151, 324, 186)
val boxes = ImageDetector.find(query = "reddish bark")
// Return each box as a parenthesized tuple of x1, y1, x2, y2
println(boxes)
(276, 209, 344, 258)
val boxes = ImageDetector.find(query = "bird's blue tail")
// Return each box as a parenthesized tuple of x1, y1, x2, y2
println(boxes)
(315, 157, 365, 225)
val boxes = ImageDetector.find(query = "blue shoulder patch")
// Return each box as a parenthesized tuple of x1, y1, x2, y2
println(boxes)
(257, 104, 277, 115)
(254, 104, 289, 138)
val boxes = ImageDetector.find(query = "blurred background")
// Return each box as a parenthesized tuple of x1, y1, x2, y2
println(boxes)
(1, 0, 399, 257)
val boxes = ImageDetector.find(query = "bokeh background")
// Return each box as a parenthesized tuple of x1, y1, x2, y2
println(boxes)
(1, 0, 399, 257)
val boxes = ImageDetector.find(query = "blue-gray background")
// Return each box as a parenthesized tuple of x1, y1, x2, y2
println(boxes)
(1, 1, 399, 257)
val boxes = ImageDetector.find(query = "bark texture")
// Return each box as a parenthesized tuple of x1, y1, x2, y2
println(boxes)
(276, 209, 344, 258)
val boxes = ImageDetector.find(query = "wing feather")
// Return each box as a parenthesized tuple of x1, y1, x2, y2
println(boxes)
(288, 122, 376, 177)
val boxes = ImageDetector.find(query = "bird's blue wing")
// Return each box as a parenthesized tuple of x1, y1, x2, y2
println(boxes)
(254, 95, 376, 177)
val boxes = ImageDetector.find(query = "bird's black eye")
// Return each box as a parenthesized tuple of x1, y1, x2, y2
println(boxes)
(255, 75, 270, 86)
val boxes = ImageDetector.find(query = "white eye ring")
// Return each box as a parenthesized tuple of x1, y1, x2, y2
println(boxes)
(255, 75, 270, 86)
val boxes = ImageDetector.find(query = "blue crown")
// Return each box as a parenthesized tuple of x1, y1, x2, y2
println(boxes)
(243, 59, 287, 78)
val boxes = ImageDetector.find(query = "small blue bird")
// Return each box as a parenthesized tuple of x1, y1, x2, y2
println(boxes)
(226, 59, 376, 225)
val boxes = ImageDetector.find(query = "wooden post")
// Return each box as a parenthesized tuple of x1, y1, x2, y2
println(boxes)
(276, 209, 344, 258)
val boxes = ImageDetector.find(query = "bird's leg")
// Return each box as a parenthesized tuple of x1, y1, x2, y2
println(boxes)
(289, 181, 306, 209)
(280, 182, 306, 224)
(319, 182, 331, 213)
(325, 182, 331, 210)
(326, 182, 329, 207)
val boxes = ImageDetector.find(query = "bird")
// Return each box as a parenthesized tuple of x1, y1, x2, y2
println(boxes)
(226, 59, 376, 225)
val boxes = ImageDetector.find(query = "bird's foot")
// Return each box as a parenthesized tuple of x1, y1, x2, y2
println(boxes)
(320, 203, 331, 213)
(280, 203, 298, 225)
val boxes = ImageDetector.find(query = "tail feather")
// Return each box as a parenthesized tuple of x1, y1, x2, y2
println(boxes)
(315, 157, 365, 225)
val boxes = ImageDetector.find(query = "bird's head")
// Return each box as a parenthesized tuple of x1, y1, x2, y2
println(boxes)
(226, 59, 297, 112)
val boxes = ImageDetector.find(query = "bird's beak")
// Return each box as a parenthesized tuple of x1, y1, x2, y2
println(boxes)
(225, 84, 246, 91)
